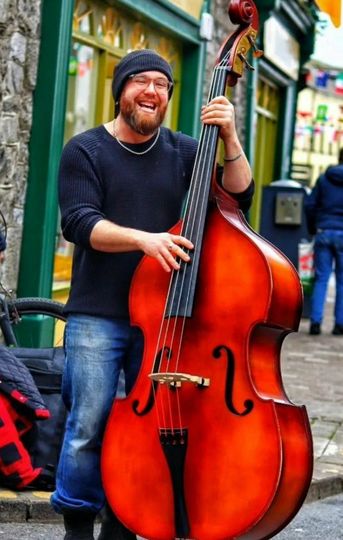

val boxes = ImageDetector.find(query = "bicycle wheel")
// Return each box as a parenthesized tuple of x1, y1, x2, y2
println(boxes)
(5, 297, 66, 348)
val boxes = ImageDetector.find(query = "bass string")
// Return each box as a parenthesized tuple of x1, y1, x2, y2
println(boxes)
(169, 65, 228, 374)
(153, 97, 221, 432)
(152, 54, 230, 434)
(154, 58, 229, 434)
(166, 54, 230, 344)
(170, 57, 229, 349)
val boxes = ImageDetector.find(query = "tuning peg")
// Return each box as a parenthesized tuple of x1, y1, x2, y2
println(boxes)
(247, 35, 263, 58)
(238, 52, 255, 71)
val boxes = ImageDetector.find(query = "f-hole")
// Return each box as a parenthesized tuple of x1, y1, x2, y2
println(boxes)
(213, 345, 254, 416)
(132, 346, 171, 416)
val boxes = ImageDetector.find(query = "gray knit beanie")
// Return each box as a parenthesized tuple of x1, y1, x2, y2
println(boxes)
(112, 49, 174, 114)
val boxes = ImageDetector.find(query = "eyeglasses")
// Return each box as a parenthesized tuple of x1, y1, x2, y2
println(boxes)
(128, 74, 173, 94)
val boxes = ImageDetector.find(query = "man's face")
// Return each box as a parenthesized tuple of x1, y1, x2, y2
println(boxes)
(119, 70, 170, 135)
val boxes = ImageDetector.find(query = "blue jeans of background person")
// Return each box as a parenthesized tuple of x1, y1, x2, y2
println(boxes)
(310, 229, 343, 325)
(51, 315, 144, 515)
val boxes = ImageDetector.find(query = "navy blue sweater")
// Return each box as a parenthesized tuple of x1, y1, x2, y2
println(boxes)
(59, 125, 253, 318)
(304, 164, 343, 235)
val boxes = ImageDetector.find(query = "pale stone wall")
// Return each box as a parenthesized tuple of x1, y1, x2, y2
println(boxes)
(0, 0, 41, 291)
(205, 0, 248, 145)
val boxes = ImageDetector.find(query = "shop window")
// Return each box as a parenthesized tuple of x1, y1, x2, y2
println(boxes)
(54, 41, 98, 298)
(169, 0, 203, 19)
(73, 0, 93, 34)
(251, 77, 280, 230)
(255, 78, 280, 186)
(98, 8, 123, 48)
(293, 89, 343, 185)
(65, 41, 98, 142)
(130, 23, 149, 50)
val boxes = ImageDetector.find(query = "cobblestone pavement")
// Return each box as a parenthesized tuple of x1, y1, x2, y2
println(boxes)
(281, 282, 343, 500)
(0, 284, 342, 524)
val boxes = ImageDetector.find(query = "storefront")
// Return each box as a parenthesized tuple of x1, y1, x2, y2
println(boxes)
(248, 0, 317, 230)
(292, 62, 343, 184)
(16, 0, 321, 298)
(17, 0, 209, 300)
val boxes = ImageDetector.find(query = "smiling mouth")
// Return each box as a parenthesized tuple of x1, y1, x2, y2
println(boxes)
(138, 101, 157, 113)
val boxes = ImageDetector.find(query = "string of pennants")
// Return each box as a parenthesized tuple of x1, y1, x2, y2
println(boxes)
(295, 123, 343, 143)
(306, 69, 343, 95)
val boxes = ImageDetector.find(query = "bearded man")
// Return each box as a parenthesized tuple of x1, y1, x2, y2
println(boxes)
(51, 49, 254, 540)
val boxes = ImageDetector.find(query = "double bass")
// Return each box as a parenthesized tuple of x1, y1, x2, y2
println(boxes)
(102, 1, 313, 538)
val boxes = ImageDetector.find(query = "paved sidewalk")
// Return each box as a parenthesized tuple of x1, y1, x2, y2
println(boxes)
(281, 282, 343, 502)
(0, 284, 342, 523)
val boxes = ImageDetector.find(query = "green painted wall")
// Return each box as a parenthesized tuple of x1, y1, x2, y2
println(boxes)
(17, 0, 74, 298)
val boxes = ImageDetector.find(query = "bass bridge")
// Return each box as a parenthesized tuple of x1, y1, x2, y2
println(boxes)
(149, 372, 210, 389)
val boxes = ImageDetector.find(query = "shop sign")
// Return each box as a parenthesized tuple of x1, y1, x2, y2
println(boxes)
(168, 0, 203, 19)
(316, 104, 328, 120)
(264, 16, 300, 80)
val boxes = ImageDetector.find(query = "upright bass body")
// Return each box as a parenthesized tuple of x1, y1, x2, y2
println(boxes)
(102, 194, 313, 540)
(102, 1, 312, 537)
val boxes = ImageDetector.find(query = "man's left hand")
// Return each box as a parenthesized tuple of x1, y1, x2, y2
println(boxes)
(201, 96, 237, 142)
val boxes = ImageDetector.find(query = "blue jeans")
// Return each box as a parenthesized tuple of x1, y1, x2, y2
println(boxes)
(51, 315, 144, 514)
(310, 229, 343, 325)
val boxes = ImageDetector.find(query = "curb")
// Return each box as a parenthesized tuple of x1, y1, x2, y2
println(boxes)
(0, 490, 60, 523)
(305, 475, 343, 503)
(1, 476, 343, 523)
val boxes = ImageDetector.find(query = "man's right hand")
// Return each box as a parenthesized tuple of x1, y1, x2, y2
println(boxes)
(137, 231, 194, 272)
(90, 219, 193, 272)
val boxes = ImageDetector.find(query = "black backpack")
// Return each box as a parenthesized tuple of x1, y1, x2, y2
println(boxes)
(13, 347, 67, 490)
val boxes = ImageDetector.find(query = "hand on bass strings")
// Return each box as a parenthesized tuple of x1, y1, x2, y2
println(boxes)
(201, 96, 238, 143)
(90, 220, 193, 272)
(201, 96, 252, 193)
(137, 231, 193, 273)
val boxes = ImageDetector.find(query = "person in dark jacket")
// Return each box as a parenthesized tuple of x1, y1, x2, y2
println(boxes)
(304, 148, 343, 335)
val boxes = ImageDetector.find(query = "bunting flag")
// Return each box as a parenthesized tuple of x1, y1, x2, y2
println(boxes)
(315, 0, 341, 27)
(336, 73, 343, 94)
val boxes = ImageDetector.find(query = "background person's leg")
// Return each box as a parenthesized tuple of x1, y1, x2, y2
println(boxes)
(310, 232, 334, 333)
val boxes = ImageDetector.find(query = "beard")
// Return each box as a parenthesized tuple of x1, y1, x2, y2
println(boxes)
(119, 94, 168, 136)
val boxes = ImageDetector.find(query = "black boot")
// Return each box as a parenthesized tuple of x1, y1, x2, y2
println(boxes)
(63, 511, 96, 540)
(309, 322, 321, 335)
(332, 323, 343, 335)
(98, 503, 136, 540)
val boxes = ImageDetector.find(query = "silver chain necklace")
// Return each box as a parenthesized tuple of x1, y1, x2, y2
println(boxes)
(112, 119, 160, 156)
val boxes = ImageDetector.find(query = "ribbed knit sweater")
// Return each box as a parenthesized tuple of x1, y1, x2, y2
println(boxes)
(59, 125, 253, 318)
